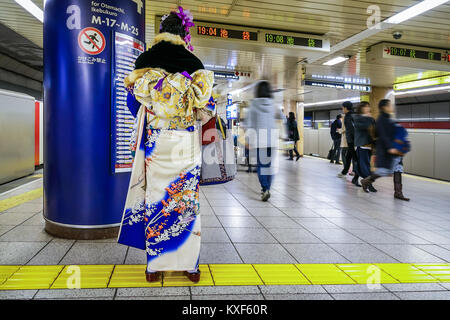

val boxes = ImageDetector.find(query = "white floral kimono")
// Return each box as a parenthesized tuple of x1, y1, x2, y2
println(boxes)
(118, 67, 213, 272)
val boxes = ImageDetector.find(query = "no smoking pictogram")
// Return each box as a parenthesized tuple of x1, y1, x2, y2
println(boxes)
(78, 27, 106, 55)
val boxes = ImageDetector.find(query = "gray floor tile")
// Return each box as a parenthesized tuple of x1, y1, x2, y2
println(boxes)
(294, 218, 339, 229)
(0, 213, 35, 226)
(234, 243, 296, 263)
(345, 229, 406, 244)
(395, 291, 450, 300)
(383, 283, 446, 292)
(59, 242, 128, 265)
(217, 216, 263, 228)
(0, 242, 47, 264)
(124, 247, 146, 264)
(328, 244, 398, 263)
(212, 207, 250, 216)
(4, 203, 42, 214)
(27, 240, 74, 265)
(308, 228, 365, 244)
(267, 228, 321, 244)
(279, 208, 321, 218)
(246, 207, 285, 217)
(264, 293, 333, 300)
(414, 244, 450, 262)
(117, 287, 189, 296)
(0, 290, 37, 300)
(254, 216, 300, 228)
(115, 296, 190, 300)
(34, 288, 116, 299)
(225, 227, 277, 243)
(201, 227, 230, 243)
(192, 294, 264, 300)
(332, 292, 400, 300)
(0, 225, 14, 236)
(199, 243, 242, 263)
(191, 286, 260, 295)
(0, 225, 54, 242)
(326, 217, 377, 229)
(373, 244, 446, 263)
(208, 199, 243, 207)
(323, 284, 388, 293)
(258, 285, 326, 294)
(284, 243, 349, 263)
(201, 215, 222, 227)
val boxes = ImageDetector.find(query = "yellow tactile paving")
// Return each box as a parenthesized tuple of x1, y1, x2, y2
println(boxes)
(0, 187, 43, 212)
(253, 264, 310, 285)
(51, 265, 114, 289)
(413, 264, 450, 282)
(0, 265, 63, 290)
(109, 265, 162, 288)
(336, 264, 400, 284)
(296, 264, 356, 285)
(375, 264, 439, 283)
(209, 264, 263, 286)
(1, 263, 449, 290)
(163, 265, 214, 287)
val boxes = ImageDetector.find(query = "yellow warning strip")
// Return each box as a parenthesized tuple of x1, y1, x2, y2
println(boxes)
(0, 263, 449, 290)
(32, 174, 43, 178)
(0, 188, 43, 213)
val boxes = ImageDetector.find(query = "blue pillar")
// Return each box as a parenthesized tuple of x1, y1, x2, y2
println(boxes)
(43, 0, 145, 238)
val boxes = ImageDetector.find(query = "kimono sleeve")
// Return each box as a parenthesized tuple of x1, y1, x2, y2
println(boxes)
(185, 70, 214, 115)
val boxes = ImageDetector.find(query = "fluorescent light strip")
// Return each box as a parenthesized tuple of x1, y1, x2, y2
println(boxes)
(323, 56, 349, 66)
(15, 0, 43, 23)
(385, 0, 449, 24)
(304, 97, 360, 107)
(394, 85, 450, 96)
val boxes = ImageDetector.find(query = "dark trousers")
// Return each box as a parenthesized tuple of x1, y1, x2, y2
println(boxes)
(341, 143, 359, 177)
(288, 141, 300, 159)
(330, 138, 341, 162)
(257, 148, 273, 192)
(356, 147, 371, 178)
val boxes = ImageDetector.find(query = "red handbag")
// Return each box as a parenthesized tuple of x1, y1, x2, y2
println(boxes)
(202, 117, 219, 145)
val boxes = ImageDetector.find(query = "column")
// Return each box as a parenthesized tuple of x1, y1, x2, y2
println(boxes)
(43, 0, 145, 239)
(367, 86, 394, 118)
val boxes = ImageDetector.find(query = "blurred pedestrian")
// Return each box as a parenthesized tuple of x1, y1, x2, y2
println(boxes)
(337, 101, 360, 187)
(243, 80, 284, 202)
(329, 114, 342, 164)
(354, 102, 377, 192)
(361, 99, 400, 192)
(287, 112, 301, 161)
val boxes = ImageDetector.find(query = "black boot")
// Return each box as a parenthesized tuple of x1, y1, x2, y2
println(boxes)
(361, 174, 379, 193)
(368, 184, 377, 192)
(352, 175, 361, 187)
(394, 172, 410, 201)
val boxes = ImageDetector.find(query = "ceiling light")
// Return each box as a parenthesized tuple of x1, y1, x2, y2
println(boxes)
(385, 0, 449, 24)
(394, 85, 450, 96)
(322, 56, 349, 66)
(15, 0, 43, 22)
(304, 97, 360, 107)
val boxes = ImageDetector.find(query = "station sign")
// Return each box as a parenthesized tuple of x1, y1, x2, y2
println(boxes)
(197, 25, 257, 41)
(305, 80, 371, 92)
(265, 34, 322, 48)
(214, 71, 240, 80)
(367, 42, 450, 71)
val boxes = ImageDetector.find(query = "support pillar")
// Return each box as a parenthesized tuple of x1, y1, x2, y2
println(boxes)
(43, 0, 145, 239)
(367, 87, 394, 118)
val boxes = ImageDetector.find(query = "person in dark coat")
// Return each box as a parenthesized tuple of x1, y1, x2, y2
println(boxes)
(354, 102, 377, 192)
(329, 114, 342, 164)
(361, 99, 400, 192)
(287, 112, 301, 161)
(337, 101, 360, 187)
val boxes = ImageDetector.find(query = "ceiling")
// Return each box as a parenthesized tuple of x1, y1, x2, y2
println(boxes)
(0, 0, 449, 102)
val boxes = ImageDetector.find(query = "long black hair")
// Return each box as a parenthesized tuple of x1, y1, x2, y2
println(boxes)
(255, 81, 273, 99)
(160, 13, 187, 38)
(288, 112, 296, 121)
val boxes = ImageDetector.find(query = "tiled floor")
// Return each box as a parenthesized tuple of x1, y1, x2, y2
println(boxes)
(1, 157, 450, 299)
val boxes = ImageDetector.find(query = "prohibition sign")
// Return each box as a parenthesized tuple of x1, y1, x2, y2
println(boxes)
(78, 27, 106, 55)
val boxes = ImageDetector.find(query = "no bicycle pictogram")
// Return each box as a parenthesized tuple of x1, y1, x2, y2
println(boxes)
(78, 27, 106, 55)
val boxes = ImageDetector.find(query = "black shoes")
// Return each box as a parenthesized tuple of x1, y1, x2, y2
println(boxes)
(368, 184, 377, 193)
(296, 155, 301, 162)
(351, 176, 361, 187)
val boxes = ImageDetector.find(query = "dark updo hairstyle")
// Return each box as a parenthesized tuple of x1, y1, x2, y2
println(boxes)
(160, 13, 187, 38)
(256, 80, 273, 99)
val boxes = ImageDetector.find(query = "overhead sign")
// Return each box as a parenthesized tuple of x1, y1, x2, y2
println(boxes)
(197, 25, 257, 41)
(214, 71, 239, 80)
(305, 80, 371, 92)
(367, 42, 450, 71)
(265, 34, 322, 48)
(394, 75, 450, 91)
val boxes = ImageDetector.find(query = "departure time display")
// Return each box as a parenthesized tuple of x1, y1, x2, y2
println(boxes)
(197, 26, 258, 41)
(265, 33, 323, 48)
(386, 46, 442, 61)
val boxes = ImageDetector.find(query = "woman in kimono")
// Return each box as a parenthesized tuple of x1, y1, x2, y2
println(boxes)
(117, 7, 214, 283)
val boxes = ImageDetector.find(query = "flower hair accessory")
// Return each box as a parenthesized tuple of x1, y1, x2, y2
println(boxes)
(160, 6, 195, 52)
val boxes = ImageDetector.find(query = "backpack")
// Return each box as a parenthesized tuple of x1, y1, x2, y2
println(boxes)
(393, 123, 411, 156)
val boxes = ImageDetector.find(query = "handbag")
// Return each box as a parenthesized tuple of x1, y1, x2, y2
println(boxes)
(326, 142, 334, 160)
